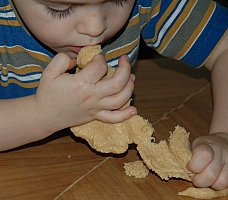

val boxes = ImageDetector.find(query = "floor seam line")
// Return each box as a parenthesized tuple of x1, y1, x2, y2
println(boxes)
(153, 83, 210, 125)
(53, 157, 111, 199)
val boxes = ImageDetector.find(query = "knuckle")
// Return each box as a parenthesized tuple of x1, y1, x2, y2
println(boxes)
(111, 82, 122, 93)
(97, 62, 107, 72)
(207, 170, 218, 183)
(200, 148, 213, 160)
(215, 176, 228, 189)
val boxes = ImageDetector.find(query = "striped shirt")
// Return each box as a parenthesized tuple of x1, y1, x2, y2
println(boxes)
(0, 0, 227, 98)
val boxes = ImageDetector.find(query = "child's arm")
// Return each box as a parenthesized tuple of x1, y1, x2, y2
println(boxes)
(187, 31, 228, 190)
(0, 53, 136, 151)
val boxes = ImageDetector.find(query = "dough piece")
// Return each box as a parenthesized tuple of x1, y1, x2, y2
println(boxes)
(71, 46, 154, 153)
(137, 125, 193, 181)
(124, 161, 149, 178)
(77, 45, 102, 69)
(71, 115, 154, 153)
(178, 187, 228, 199)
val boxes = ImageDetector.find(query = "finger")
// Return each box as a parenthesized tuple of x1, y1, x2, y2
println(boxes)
(76, 54, 107, 83)
(192, 155, 222, 188)
(97, 55, 131, 96)
(100, 74, 135, 110)
(187, 143, 214, 173)
(212, 163, 228, 190)
(96, 106, 137, 123)
(44, 53, 73, 79)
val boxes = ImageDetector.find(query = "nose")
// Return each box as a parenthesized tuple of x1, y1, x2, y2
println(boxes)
(77, 11, 107, 37)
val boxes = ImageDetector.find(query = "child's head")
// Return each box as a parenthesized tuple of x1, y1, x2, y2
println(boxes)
(13, 0, 135, 58)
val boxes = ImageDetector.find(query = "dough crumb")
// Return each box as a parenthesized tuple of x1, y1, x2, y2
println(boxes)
(124, 161, 149, 178)
(178, 187, 228, 199)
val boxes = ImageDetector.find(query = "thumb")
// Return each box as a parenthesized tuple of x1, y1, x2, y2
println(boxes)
(44, 53, 75, 79)
(187, 143, 214, 173)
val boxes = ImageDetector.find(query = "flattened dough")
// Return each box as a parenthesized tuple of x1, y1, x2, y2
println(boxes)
(137, 125, 193, 181)
(178, 187, 228, 199)
(71, 115, 154, 153)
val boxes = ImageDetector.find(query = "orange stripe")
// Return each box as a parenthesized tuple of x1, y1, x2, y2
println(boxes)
(1, 64, 43, 75)
(175, 1, 216, 59)
(145, 0, 179, 44)
(1, 79, 39, 88)
(0, 19, 20, 26)
(156, 0, 197, 53)
(0, 5, 11, 10)
(105, 38, 140, 61)
(0, 46, 52, 63)
(147, 3, 161, 22)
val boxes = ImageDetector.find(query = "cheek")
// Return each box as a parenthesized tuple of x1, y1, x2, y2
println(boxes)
(106, 9, 132, 35)
(26, 19, 70, 47)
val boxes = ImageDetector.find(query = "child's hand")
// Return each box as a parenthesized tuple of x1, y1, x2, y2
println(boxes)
(35, 53, 136, 132)
(187, 133, 228, 190)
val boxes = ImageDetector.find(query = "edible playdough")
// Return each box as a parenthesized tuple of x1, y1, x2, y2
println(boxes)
(178, 187, 228, 199)
(71, 45, 154, 153)
(124, 161, 149, 178)
(70, 46, 228, 199)
(137, 126, 193, 181)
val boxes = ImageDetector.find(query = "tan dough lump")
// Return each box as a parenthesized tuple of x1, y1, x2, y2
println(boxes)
(178, 187, 228, 199)
(124, 161, 149, 178)
(71, 45, 154, 153)
(137, 125, 193, 181)
(71, 115, 154, 154)
(77, 45, 102, 69)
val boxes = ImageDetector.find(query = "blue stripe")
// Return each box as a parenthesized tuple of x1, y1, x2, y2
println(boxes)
(0, 85, 37, 99)
(0, 26, 55, 58)
(182, 4, 228, 67)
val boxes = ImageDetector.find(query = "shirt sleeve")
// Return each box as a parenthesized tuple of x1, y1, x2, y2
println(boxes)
(142, 0, 228, 68)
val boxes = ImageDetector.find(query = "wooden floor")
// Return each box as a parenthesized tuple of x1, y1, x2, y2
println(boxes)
(0, 56, 226, 200)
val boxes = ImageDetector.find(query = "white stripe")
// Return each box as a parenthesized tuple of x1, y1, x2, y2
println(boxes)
(178, 3, 216, 60)
(152, 0, 188, 48)
(160, 0, 198, 54)
(3, 64, 42, 70)
(0, 45, 51, 58)
(105, 35, 140, 55)
(107, 45, 139, 67)
(0, 11, 16, 18)
(1, 72, 41, 82)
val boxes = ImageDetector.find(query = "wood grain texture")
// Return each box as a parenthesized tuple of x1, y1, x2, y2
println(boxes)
(1, 56, 226, 200)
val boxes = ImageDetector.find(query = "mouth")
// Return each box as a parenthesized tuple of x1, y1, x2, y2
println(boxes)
(69, 46, 85, 54)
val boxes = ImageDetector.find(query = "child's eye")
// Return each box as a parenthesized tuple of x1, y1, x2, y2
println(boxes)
(45, 6, 73, 19)
(112, 0, 133, 6)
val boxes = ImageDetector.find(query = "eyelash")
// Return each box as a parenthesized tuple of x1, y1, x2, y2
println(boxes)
(46, 0, 132, 19)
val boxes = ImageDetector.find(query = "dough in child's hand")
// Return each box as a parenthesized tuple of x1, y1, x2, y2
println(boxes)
(77, 45, 102, 69)
(137, 125, 193, 181)
(71, 46, 154, 153)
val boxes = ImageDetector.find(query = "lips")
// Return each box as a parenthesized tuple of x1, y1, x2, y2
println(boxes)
(70, 46, 85, 54)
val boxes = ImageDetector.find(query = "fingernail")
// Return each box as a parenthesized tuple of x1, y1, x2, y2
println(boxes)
(124, 55, 130, 62)
(131, 108, 137, 115)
